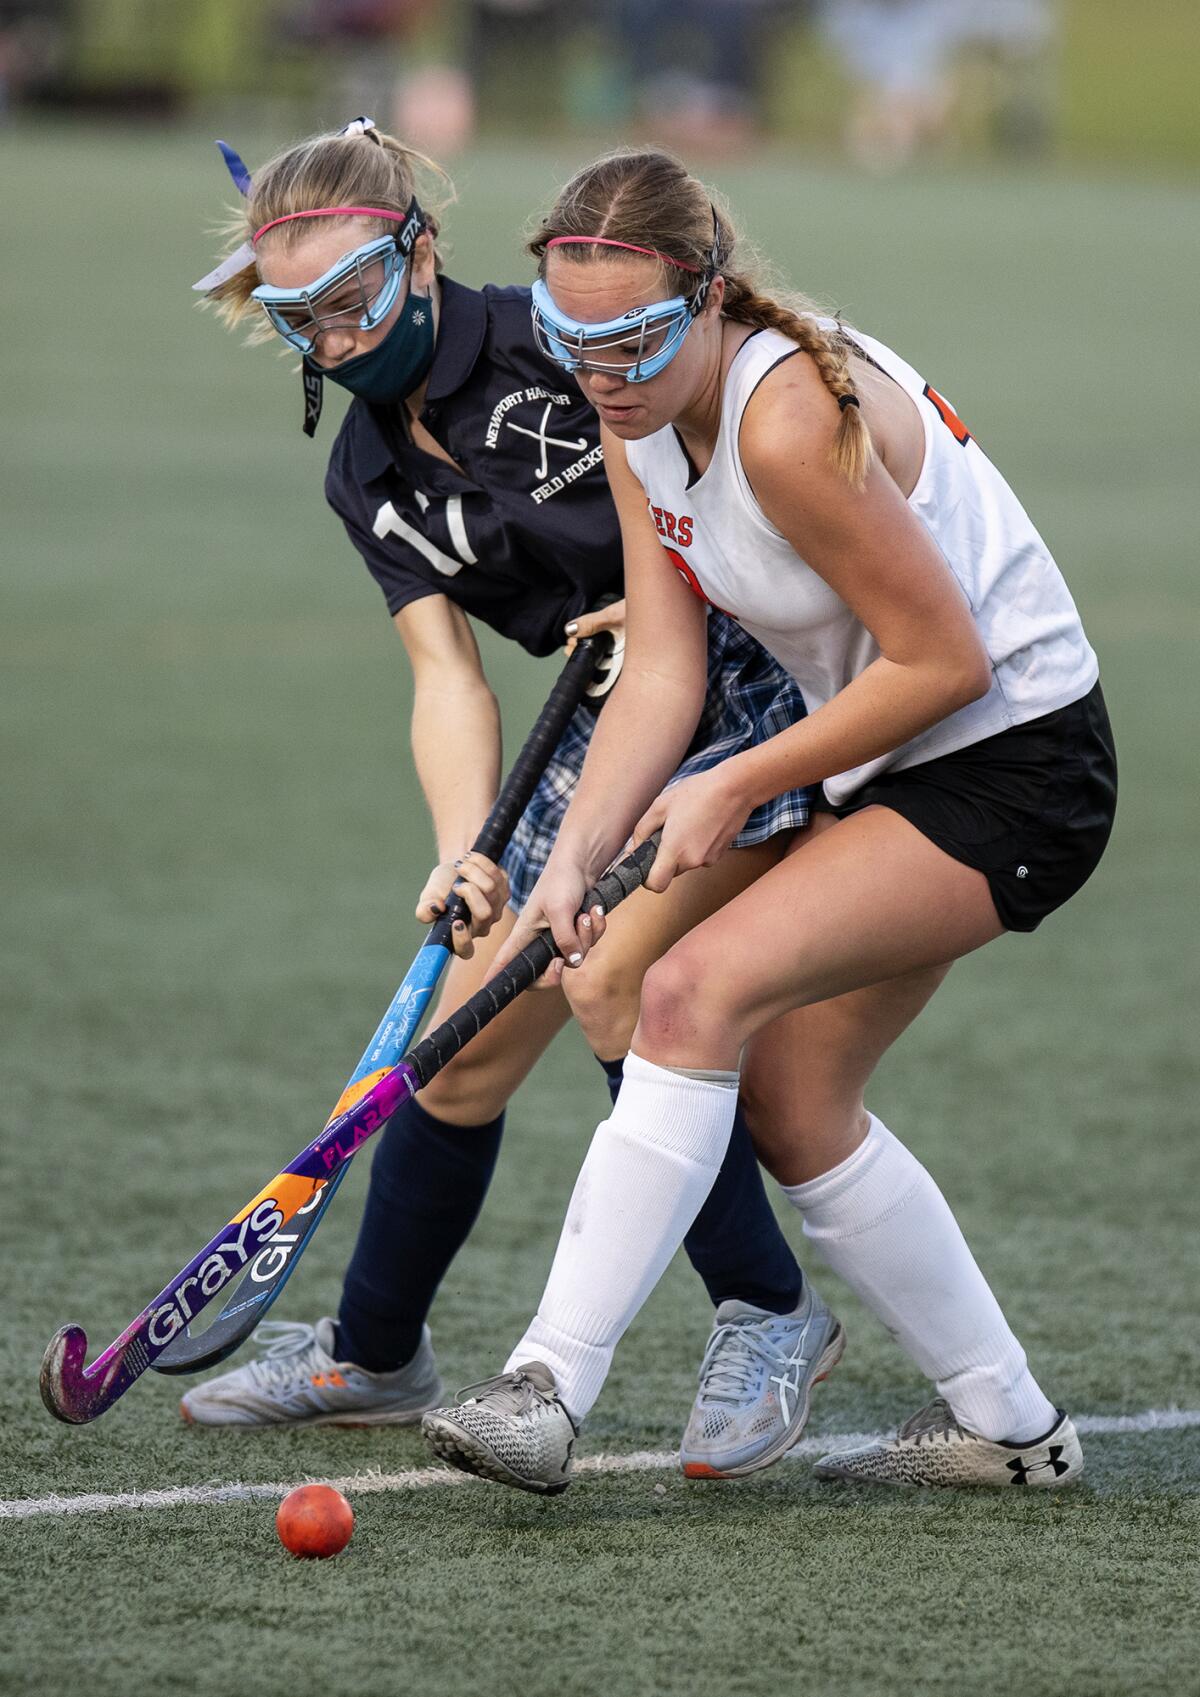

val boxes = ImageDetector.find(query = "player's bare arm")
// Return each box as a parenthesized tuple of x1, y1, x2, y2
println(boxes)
(634, 363, 993, 882)
(395, 594, 508, 945)
(742, 369, 986, 776)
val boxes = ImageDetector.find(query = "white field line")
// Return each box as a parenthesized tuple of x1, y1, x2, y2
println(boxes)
(2, 1408, 1197, 1523)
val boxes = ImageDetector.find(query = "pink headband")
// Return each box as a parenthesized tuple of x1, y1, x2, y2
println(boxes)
(545, 235, 701, 275)
(252, 205, 415, 243)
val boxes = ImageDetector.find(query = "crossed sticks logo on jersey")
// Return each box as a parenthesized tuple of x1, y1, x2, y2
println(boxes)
(485, 387, 600, 500)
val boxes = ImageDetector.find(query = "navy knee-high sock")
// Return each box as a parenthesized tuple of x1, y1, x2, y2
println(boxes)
(336, 1096, 504, 1372)
(597, 1056, 802, 1313)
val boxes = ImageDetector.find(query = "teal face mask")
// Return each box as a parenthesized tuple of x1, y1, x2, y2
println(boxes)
(316, 285, 435, 403)
(301, 286, 435, 434)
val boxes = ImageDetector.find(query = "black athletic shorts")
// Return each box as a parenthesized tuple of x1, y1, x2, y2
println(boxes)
(813, 681, 1117, 932)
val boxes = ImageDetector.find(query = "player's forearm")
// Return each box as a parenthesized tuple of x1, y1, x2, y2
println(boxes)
(410, 680, 502, 861)
(554, 664, 703, 881)
(725, 653, 990, 811)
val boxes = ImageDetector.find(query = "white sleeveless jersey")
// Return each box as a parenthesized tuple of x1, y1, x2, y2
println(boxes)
(625, 326, 1098, 805)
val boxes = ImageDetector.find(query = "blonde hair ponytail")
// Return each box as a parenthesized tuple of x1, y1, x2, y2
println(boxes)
(201, 126, 455, 341)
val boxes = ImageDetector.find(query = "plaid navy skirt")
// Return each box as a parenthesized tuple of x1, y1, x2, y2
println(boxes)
(501, 611, 811, 912)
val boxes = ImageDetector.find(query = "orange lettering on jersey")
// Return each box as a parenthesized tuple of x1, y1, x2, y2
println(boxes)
(650, 506, 694, 547)
(663, 547, 732, 616)
(923, 382, 972, 446)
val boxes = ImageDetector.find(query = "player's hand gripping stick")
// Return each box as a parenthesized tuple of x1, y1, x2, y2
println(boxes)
(152, 635, 610, 1377)
(40, 832, 660, 1425)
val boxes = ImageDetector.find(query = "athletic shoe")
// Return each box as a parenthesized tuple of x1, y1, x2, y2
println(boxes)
(813, 1398, 1083, 1488)
(679, 1284, 845, 1479)
(178, 1318, 443, 1428)
(421, 1362, 577, 1495)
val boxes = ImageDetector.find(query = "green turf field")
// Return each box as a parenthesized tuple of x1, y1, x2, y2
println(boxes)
(3, 125, 1199, 1696)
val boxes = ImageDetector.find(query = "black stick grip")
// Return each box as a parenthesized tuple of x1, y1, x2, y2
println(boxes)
(407, 832, 661, 1088)
(472, 635, 611, 861)
(428, 635, 612, 948)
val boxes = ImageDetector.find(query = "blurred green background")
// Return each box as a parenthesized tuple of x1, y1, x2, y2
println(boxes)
(6, 0, 1199, 170)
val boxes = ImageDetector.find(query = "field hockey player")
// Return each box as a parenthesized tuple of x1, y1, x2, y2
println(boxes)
(181, 119, 842, 1472)
(421, 148, 1118, 1494)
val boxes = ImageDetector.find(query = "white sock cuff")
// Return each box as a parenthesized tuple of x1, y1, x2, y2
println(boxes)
(780, 1115, 924, 1234)
(609, 1050, 738, 1167)
(505, 1312, 613, 1422)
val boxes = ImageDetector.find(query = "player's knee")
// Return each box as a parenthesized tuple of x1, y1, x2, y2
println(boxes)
(635, 945, 729, 1055)
(562, 949, 642, 1060)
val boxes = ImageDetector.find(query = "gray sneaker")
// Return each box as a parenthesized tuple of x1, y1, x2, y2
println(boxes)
(422, 1362, 577, 1495)
(814, 1399, 1084, 1488)
(680, 1284, 845, 1479)
(178, 1318, 443, 1428)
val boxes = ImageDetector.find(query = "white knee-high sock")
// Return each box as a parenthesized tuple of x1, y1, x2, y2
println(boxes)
(505, 1051, 739, 1421)
(782, 1116, 1057, 1443)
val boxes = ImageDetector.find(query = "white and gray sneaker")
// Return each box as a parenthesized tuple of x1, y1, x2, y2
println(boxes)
(421, 1362, 577, 1495)
(178, 1318, 443, 1428)
(814, 1398, 1084, 1488)
(680, 1284, 845, 1480)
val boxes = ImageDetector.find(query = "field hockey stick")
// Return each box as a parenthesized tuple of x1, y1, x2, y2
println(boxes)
(151, 633, 613, 1377)
(41, 832, 660, 1425)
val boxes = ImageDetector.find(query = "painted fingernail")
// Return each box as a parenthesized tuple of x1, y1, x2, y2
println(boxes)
(453, 858, 464, 868)
(580, 914, 592, 929)
(591, 906, 604, 919)
(568, 951, 582, 966)
(565, 621, 578, 636)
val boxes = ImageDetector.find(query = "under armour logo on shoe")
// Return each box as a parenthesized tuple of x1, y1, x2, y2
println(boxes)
(1006, 1445, 1070, 1484)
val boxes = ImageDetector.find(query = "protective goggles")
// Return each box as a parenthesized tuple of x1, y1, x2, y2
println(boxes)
(530, 276, 709, 384)
(251, 233, 408, 356)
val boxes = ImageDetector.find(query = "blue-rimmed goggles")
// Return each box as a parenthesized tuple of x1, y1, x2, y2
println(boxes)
(252, 233, 407, 356)
(249, 193, 425, 356)
(531, 276, 709, 384)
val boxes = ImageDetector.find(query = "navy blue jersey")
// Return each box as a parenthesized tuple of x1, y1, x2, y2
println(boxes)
(324, 278, 621, 657)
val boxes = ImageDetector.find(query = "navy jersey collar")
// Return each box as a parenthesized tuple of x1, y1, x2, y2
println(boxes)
(426, 277, 489, 402)
(354, 276, 489, 480)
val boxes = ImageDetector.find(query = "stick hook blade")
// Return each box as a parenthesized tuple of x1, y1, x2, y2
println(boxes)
(40, 1324, 91, 1424)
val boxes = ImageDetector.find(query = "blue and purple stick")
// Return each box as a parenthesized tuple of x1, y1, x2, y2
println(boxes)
(152, 635, 611, 1377)
(40, 834, 659, 1424)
